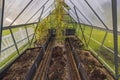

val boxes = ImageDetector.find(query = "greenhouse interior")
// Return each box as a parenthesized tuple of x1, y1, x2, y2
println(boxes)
(0, 0, 120, 80)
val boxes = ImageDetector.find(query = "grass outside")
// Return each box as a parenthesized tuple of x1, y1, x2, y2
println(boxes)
(76, 25, 120, 75)
(0, 41, 30, 70)
(2, 25, 35, 36)
(0, 24, 35, 69)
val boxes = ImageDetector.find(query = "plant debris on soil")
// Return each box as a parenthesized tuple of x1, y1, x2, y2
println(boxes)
(48, 46, 69, 80)
(2, 48, 41, 80)
(69, 37, 114, 80)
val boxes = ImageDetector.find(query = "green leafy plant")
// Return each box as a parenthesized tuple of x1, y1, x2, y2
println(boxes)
(55, 0, 66, 45)
(35, 18, 49, 46)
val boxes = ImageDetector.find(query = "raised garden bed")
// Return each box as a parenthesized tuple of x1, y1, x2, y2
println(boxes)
(47, 46, 69, 80)
(1, 47, 42, 80)
(68, 36, 115, 80)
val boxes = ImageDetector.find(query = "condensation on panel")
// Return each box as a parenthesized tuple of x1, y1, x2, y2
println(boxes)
(3, 0, 31, 26)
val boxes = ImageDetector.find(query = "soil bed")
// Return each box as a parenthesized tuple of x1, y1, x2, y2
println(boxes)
(2, 48, 41, 80)
(69, 37, 114, 80)
(47, 46, 69, 80)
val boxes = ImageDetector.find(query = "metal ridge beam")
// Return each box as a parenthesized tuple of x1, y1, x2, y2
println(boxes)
(2, 22, 38, 30)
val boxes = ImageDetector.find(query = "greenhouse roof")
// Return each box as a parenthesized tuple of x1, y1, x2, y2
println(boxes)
(0, 0, 120, 80)
(0, 0, 119, 32)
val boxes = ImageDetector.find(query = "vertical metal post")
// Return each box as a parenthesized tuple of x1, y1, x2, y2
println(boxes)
(74, 6, 88, 47)
(7, 0, 33, 55)
(49, 11, 51, 28)
(71, 18, 75, 28)
(68, 0, 94, 48)
(9, 0, 33, 26)
(25, 26, 30, 45)
(87, 27, 93, 46)
(0, 0, 5, 54)
(98, 32, 108, 56)
(30, 6, 45, 46)
(112, 0, 119, 79)
(9, 29, 20, 54)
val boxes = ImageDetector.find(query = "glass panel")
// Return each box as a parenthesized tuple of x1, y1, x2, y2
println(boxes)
(41, 6, 55, 21)
(117, 0, 120, 31)
(3, 0, 31, 26)
(13, 0, 51, 25)
(27, 0, 54, 24)
(12, 27, 28, 54)
(86, 27, 116, 74)
(65, 0, 106, 29)
(69, 10, 78, 22)
(26, 25, 35, 36)
(0, 29, 18, 68)
(86, 0, 112, 30)
(3, 0, 55, 26)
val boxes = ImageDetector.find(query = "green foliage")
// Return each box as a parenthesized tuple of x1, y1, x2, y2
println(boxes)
(35, 18, 49, 45)
(55, 0, 66, 45)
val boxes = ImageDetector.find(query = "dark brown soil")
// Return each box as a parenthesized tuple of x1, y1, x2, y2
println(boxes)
(70, 37, 114, 80)
(34, 36, 48, 47)
(48, 46, 69, 80)
(70, 37, 84, 49)
(2, 48, 41, 80)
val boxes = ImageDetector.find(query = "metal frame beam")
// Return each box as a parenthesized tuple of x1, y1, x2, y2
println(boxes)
(25, 26, 30, 45)
(98, 32, 108, 56)
(74, 6, 88, 47)
(30, 6, 45, 46)
(112, 0, 119, 79)
(3, 0, 50, 30)
(9, 0, 33, 26)
(8, 0, 34, 55)
(69, 0, 92, 25)
(84, 0, 109, 30)
(80, 23, 120, 35)
(3, 22, 38, 30)
(1, 34, 33, 53)
(87, 27, 93, 46)
(9, 29, 20, 54)
(25, 0, 50, 24)
(0, 0, 5, 54)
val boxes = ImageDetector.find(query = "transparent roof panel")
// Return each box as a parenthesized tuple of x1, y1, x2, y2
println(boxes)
(3, 0, 31, 26)
(65, 0, 110, 29)
(3, 0, 54, 27)
(41, 4, 55, 21)
(86, 0, 113, 30)
(31, 1, 55, 23)
(64, 7, 78, 22)
(1, 0, 120, 32)
(13, 0, 54, 25)
(12, 0, 47, 25)
(68, 10, 78, 23)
